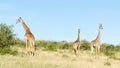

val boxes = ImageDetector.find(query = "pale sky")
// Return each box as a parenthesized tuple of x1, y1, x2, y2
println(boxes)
(0, 0, 120, 45)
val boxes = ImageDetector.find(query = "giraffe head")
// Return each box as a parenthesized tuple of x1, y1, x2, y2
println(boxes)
(16, 17, 22, 24)
(99, 24, 103, 29)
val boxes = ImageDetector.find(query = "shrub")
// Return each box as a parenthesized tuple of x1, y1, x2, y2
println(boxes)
(106, 45, 115, 58)
(42, 41, 58, 51)
(0, 47, 18, 55)
(0, 23, 15, 49)
(36, 40, 48, 49)
(61, 42, 71, 49)
(80, 40, 90, 50)
(101, 43, 108, 53)
(0, 23, 18, 55)
(115, 45, 120, 52)
(101, 43, 115, 58)
(13, 38, 25, 47)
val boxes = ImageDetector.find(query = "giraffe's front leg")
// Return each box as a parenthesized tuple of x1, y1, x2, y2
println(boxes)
(24, 37, 28, 50)
(76, 44, 80, 56)
(97, 45, 101, 55)
(91, 46, 94, 55)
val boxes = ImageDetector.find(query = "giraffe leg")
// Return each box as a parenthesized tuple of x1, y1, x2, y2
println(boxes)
(25, 39, 29, 54)
(77, 45, 79, 50)
(26, 40, 31, 55)
(29, 41, 35, 56)
(32, 41, 36, 51)
(97, 47, 100, 59)
(97, 46, 100, 55)
(29, 41, 33, 56)
(91, 46, 94, 55)
(31, 45, 35, 56)
(25, 37, 28, 50)
(76, 45, 80, 56)
(95, 46, 98, 56)
(73, 49, 76, 55)
(73, 44, 78, 56)
(95, 46, 100, 59)
(32, 41, 36, 56)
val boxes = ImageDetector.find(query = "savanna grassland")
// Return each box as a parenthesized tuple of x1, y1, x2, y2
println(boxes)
(0, 23, 120, 68)
(0, 46, 120, 68)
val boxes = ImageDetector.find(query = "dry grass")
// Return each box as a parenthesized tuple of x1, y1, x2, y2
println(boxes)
(0, 47, 120, 68)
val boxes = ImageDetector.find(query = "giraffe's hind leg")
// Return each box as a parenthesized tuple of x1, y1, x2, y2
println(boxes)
(27, 41, 35, 56)
(74, 49, 77, 55)
(32, 46, 35, 56)
(77, 45, 79, 50)
(27, 47, 35, 56)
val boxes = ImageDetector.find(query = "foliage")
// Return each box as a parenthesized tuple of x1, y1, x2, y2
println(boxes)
(101, 43, 108, 53)
(36, 40, 72, 51)
(101, 43, 115, 58)
(36, 40, 48, 48)
(80, 40, 90, 50)
(61, 43, 69, 49)
(42, 41, 58, 51)
(36, 40, 120, 52)
(0, 47, 18, 55)
(0, 23, 15, 49)
(59, 41, 72, 49)
(37, 40, 90, 51)
(0, 23, 18, 55)
(13, 38, 25, 47)
(115, 45, 120, 51)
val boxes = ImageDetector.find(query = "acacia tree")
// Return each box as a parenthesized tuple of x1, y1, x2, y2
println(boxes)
(0, 23, 15, 49)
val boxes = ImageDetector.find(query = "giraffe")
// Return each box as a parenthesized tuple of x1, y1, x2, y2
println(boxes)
(16, 17, 35, 56)
(73, 29, 80, 56)
(90, 24, 103, 56)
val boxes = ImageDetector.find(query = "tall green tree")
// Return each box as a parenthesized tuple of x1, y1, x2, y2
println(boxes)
(0, 23, 15, 49)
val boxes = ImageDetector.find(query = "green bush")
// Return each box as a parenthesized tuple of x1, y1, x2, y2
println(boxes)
(42, 41, 58, 51)
(36, 40, 48, 49)
(61, 42, 71, 49)
(106, 45, 115, 58)
(80, 40, 90, 50)
(101, 44, 115, 58)
(13, 38, 25, 47)
(115, 45, 120, 52)
(35, 40, 91, 51)
(0, 23, 15, 49)
(101, 43, 108, 53)
(0, 47, 18, 55)
(0, 23, 18, 55)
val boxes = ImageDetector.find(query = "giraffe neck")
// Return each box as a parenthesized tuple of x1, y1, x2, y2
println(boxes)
(20, 19, 30, 32)
(95, 29, 100, 41)
(77, 33, 80, 41)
